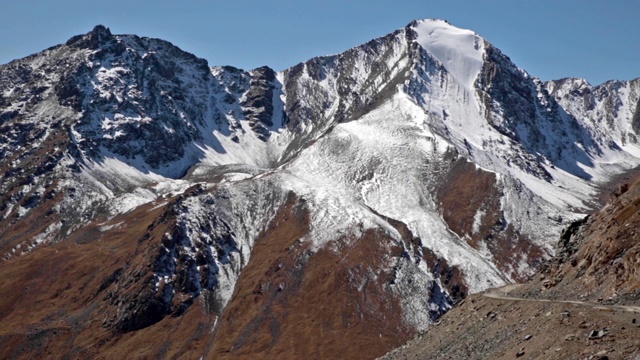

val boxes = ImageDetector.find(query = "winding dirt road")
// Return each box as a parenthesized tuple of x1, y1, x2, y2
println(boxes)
(483, 284, 640, 313)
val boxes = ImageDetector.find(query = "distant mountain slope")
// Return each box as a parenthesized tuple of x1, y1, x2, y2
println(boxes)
(1, 20, 639, 359)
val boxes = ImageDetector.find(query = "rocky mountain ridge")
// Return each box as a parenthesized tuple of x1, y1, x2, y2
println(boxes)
(0, 20, 639, 359)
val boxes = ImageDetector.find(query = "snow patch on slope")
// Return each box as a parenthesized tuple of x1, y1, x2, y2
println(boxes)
(285, 92, 508, 292)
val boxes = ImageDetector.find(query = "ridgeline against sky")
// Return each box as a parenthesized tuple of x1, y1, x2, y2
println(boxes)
(1, 0, 638, 85)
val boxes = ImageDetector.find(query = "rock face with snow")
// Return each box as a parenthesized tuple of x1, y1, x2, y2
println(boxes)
(0, 20, 639, 359)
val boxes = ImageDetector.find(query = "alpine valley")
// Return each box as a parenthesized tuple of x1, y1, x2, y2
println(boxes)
(1, 20, 639, 359)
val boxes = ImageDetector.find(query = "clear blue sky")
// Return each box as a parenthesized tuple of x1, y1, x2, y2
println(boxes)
(1, 0, 638, 85)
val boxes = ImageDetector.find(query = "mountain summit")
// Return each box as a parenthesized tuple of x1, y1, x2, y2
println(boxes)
(1, 19, 639, 359)
(411, 19, 485, 88)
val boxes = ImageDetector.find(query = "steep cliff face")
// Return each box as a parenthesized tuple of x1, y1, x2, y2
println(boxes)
(1, 20, 640, 359)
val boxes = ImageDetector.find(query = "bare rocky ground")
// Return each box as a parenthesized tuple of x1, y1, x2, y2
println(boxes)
(381, 286, 640, 360)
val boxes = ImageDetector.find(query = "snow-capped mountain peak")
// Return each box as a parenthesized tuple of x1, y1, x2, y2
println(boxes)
(411, 18, 485, 89)
(2, 20, 640, 359)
